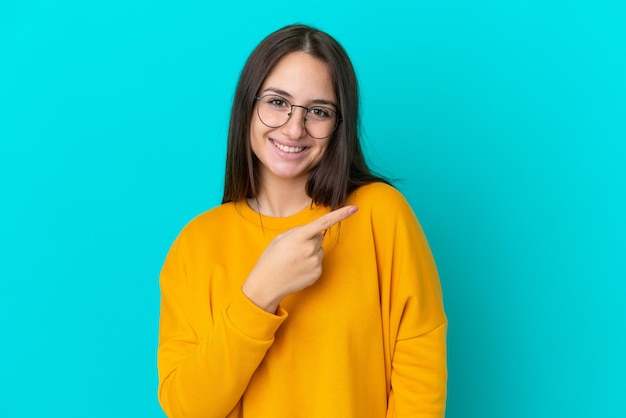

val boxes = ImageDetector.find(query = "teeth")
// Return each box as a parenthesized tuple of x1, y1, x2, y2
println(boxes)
(272, 140, 304, 153)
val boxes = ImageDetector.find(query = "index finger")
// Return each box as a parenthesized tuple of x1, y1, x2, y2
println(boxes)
(301, 205, 358, 237)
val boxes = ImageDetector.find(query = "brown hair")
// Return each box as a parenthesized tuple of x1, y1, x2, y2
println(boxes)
(222, 24, 387, 209)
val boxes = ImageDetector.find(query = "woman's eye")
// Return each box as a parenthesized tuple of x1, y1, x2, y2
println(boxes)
(311, 107, 331, 119)
(268, 97, 287, 108)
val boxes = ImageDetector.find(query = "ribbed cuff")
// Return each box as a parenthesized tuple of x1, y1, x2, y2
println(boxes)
(225, 288, 288, 341)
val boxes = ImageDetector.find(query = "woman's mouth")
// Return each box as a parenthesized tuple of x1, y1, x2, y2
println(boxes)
(271, 139, 305, 153)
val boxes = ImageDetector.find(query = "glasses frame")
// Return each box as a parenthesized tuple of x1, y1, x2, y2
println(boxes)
(254, 95, 342, 140)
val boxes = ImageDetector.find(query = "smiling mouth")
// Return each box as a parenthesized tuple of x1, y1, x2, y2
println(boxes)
(271, 139, 305, 153)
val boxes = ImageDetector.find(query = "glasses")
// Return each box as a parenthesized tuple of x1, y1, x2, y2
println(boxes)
(254, 94, 341, 139)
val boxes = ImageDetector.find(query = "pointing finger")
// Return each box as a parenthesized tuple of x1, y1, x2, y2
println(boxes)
(301, 205, 358, 237)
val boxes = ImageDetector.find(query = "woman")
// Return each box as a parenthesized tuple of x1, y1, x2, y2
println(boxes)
(158, 24, 447, 417)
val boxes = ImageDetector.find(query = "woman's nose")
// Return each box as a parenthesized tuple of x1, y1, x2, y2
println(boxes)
(281, 106, 307, 139)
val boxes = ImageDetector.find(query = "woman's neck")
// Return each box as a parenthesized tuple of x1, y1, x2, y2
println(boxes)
(251, 176, 312, 217)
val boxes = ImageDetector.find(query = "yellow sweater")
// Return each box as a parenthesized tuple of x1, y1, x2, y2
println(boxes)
(158, 182, 447, 417)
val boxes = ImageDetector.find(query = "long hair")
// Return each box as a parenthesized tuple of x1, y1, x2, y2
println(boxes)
(222, 24, 387, 209)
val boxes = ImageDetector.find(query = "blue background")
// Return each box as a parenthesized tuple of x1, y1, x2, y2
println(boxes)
(1, 1, 624, 416)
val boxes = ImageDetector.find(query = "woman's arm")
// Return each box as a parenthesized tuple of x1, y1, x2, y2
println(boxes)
(371, 186, 447, 417)
(157, 237, 287, 418)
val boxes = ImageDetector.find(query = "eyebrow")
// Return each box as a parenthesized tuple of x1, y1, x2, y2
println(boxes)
(261, 87, 338, 109)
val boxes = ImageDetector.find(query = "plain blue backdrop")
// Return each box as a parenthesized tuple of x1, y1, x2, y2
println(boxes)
(1, 0, 624, 417)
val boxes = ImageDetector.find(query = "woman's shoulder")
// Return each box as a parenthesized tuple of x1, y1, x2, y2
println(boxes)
(176, 202, 240, 239)
(348, 182, 411, 212)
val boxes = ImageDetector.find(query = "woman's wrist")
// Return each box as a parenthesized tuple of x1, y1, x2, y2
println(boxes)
(242, 278, 282, 314)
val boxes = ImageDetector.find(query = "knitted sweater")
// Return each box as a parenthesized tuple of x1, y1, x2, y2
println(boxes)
(158, 182, 447, 417)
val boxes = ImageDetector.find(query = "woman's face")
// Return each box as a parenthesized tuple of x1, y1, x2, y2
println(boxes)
(250, 51, 337, 189)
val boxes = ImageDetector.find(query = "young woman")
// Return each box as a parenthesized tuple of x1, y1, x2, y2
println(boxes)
(158, 24, 447, 417)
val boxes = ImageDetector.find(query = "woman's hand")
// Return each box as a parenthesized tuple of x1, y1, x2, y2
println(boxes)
(242, 205, 358, 313)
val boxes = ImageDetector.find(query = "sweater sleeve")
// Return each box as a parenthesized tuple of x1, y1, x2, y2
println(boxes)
(157, 234, 287, 418)
(387, 323, 448, 418)
(372, 187, 447, 418)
